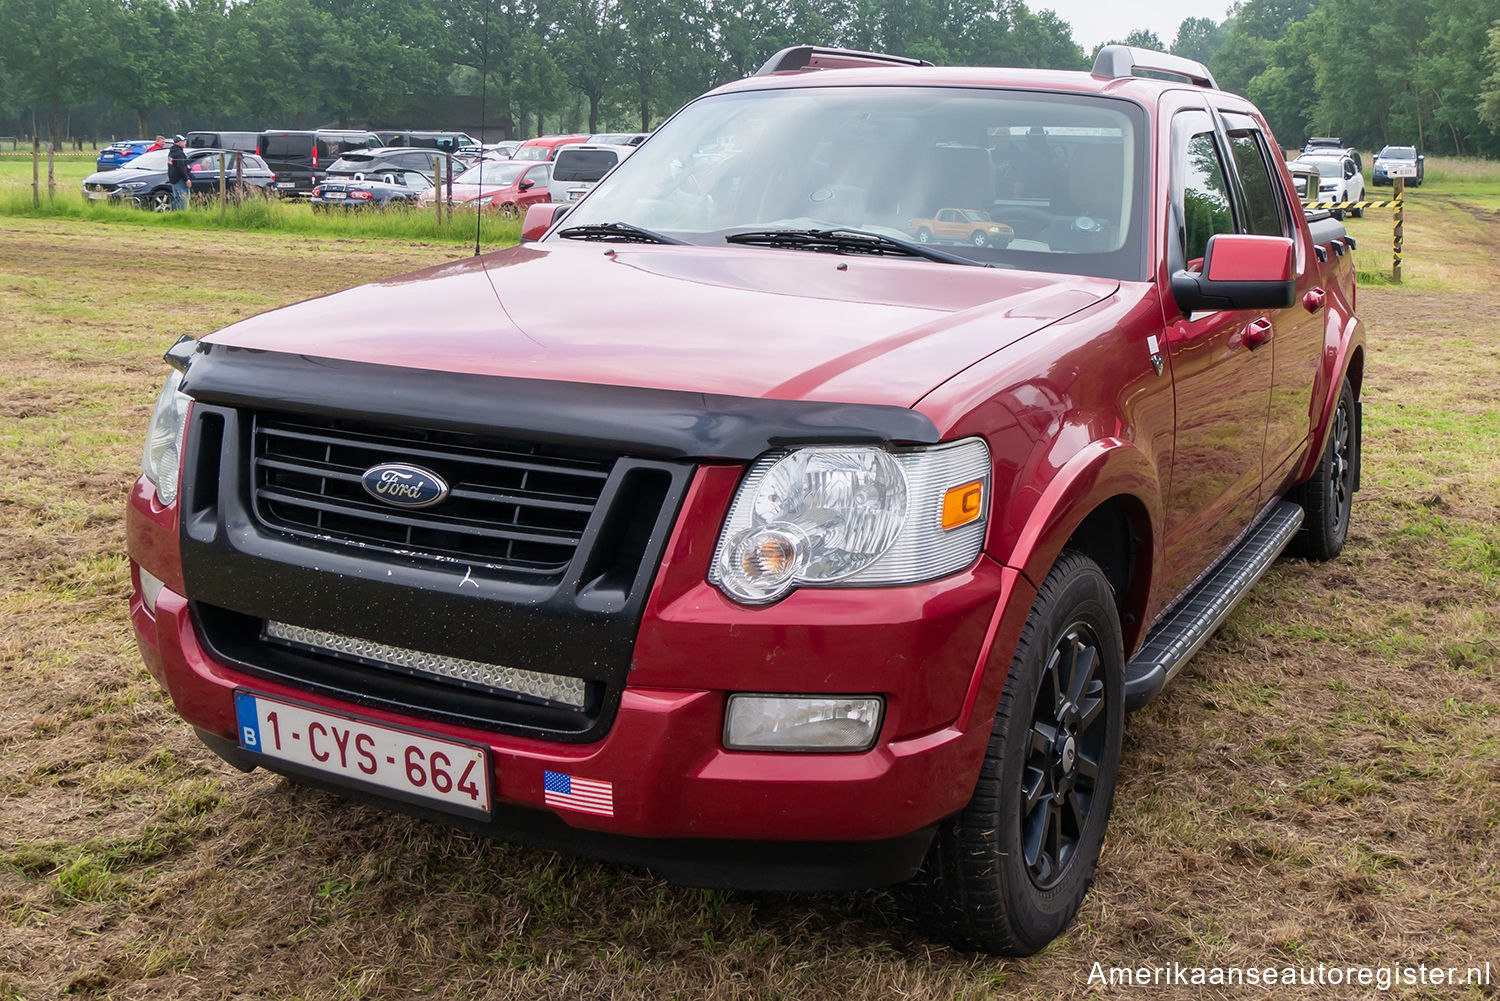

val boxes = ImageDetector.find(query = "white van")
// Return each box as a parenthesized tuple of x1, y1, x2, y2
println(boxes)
(547, 143, 636, 204)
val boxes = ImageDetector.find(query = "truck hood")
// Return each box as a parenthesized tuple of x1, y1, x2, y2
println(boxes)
(203, 241, 1118, 408)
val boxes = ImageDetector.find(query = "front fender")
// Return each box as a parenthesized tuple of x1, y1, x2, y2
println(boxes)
(994, 436, 1162, 649)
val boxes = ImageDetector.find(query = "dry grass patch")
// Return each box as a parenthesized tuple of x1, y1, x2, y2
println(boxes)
(0, 200, 1496, 1000)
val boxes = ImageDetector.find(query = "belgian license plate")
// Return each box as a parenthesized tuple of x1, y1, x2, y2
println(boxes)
(326, 191, 346, 199)
(276, 182, 295, 188)
(234, 691, 491, 817)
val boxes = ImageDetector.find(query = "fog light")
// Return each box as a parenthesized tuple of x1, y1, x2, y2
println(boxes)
(724, 695, 883, 752)
(137, 564, 166, 614)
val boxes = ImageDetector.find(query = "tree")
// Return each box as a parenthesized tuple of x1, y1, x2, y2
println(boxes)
(1171, 16, 1227, 66)
(112, 0, 180, 135)
(0, 0, 112, 147)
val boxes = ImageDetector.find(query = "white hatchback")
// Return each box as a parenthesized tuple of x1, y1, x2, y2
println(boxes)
(547, 143, 637, 204)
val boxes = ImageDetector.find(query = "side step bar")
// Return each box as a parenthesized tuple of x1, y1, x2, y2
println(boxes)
(1124, 500, 1304, 710)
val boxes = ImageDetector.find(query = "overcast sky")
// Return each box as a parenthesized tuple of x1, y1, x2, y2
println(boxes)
(1039, 0, 1235, 53)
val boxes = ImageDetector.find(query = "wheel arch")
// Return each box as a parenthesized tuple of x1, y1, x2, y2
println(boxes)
(995, 438, 1162, 659)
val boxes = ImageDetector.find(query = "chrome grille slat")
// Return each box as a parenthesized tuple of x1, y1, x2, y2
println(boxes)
(250, 413, 614, 574)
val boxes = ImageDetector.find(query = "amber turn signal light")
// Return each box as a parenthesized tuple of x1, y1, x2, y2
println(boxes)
(941, 480, 984, 531)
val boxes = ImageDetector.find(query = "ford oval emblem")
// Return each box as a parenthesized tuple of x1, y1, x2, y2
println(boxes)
(361, 463, 450, 509)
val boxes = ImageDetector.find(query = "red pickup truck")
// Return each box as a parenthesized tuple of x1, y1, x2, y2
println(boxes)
(126, 45, 1364, 954)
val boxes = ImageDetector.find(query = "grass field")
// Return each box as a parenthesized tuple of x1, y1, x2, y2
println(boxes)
(0, 155, 519, 247)
(0, 173, 1496, 1000)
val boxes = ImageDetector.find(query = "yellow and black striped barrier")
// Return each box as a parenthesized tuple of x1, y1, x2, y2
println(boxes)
(1301, 180, 1407, 282)
(1302, 196, 1403, 210)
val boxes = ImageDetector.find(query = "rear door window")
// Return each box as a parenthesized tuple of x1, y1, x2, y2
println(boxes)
(552, 149, 619, 183)
(1223, 121, 1289, 238)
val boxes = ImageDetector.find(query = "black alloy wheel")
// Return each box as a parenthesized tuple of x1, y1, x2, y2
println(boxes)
(898, 550, 1125, 956)
(1020, 622, 1109, 889)
(1292, 375, 1358, 560)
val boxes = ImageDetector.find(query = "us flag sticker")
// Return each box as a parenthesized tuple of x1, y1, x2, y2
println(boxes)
(543, 770, 614, 817)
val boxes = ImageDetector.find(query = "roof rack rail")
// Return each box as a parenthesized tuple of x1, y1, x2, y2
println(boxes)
(755, 45, 933, 76)
(1091, 45, 1217, 89)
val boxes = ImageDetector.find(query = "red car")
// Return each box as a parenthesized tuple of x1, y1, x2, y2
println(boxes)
(128, 44, 1363, 955)
(417, 159, 552, 216)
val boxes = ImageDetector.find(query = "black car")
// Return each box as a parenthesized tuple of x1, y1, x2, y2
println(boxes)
(186, 130, 259, 154)
(81, 149, 276, 211)
(323, 147, 453, 181)
(374, 130, 476, 153)
(1372, 145, 1424, 186)
(310, 170, 434, 210)
(256, 129, 382, 195)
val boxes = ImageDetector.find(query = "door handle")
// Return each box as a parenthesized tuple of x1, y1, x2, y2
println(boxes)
(1243, 318, 1273, 349)
(1303, 288, 1327, 312)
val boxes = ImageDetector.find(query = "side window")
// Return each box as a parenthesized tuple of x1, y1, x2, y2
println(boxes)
(1225, 128, 1287, 238)
(526, 165, 549, 185)
(1181, 132, 1234, 266)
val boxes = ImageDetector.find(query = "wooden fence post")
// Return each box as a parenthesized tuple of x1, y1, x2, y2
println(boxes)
(1392, 176, 1404, 284)
(32, 137, 39, 208)
(219, 152, 227, 222)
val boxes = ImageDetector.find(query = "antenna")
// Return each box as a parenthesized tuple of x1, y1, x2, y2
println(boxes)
(475, 0, 491, 257)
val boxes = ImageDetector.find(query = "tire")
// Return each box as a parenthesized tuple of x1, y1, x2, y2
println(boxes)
(915, 227, 933, 244)
(497, 202, 519, 219)
(147, 189, 173, 213)
(899, 550, 1125, 955)
(971, 230, 988, 247)
(1291, 376, 1358, 561)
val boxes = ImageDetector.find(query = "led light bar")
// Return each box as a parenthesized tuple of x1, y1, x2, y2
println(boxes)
(263, 621, 587, 709)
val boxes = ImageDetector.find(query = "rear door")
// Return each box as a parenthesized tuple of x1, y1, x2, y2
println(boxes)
(1219, 112, 1323, 485)
(1158, 105, 1275, 599)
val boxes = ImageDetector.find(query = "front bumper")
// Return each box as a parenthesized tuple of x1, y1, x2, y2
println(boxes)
(128, 468, 1031, 889)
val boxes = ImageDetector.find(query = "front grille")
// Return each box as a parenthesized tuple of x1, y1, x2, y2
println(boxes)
(250, 412, 615, 576)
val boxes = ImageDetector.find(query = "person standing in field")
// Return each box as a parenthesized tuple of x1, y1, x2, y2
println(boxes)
(168, 135, 190, 211)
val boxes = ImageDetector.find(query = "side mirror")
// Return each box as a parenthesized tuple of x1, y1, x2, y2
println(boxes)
(1171, 234, 1295, 313)
(518, 179, 534, 190)
(520, 203, 569, 243)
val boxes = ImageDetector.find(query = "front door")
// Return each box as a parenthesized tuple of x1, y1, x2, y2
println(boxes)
(1159, 110, 1274, 600)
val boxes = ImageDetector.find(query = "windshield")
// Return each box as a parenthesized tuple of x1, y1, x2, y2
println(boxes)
(514, 146, 551, 161)
(454, 161, 525, 186)
(556, 86, 1147, 278)
(1380, 146, 1416, 159)
(123, 150, 169, 171)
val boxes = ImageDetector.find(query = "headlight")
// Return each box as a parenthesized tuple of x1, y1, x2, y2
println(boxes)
(119, 180, 148, 189)
(141, 369, 192, 506)
(709, 438, 990, 604)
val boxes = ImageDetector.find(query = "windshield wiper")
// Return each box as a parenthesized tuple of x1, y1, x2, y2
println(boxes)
(556, 222, 685, 245)
(725, 227, 992, 267)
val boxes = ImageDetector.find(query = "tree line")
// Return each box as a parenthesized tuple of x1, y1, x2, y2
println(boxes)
(1, 0, 1498, 157)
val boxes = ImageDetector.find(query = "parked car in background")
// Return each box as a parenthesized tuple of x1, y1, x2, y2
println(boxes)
(1372, 145, 1423, 186)
(256, 129, 383, 196)
(82, 149, 276, 210)
(186, 131, 259, 154)
(1303, 136, 1362, 172)
(377, 130, 477, 153)
(95, 139, 159, 172)
(908, 207, 1014, 247)
(324, 147, 452, 181)
(311, 171, 433, 210)
(416, 159, 551, 215)
(1292, 151, 1365, 218)
(513, 134, 588, 162)
(587, 132, 649, 147)
(546, 143, 635, 203)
